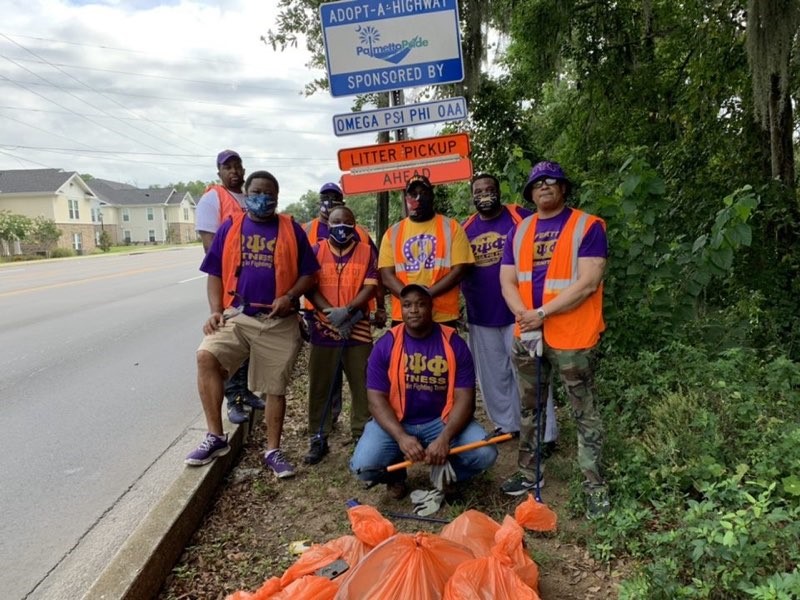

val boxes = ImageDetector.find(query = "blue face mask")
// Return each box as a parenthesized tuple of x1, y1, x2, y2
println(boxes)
(329, 223, 355, 246)
(245, 193, 277, 218)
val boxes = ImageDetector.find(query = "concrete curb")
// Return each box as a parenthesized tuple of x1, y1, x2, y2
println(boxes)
(84, 418, 251, 600)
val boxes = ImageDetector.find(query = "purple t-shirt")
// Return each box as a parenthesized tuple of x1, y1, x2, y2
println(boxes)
(367, 325, 475, 425)
(309, 242, 379, 347)
(462, 205, 533, 326)
(200, 216, 319, 315)
(501, 208, 607, 308)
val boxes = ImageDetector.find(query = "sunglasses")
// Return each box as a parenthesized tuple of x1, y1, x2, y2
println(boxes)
(531, 177, 560, 189)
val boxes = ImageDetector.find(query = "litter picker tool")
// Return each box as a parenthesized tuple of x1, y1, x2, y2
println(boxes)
(385, 432, 513, 473)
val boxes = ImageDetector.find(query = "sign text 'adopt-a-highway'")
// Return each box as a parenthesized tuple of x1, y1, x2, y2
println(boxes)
(332, 97, 467, 136)
(320, 0, 463, 97)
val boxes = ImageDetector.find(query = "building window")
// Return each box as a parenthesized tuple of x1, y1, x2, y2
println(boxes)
(72, 232, 82, 250)
(183, 207, 189, 220)
(148, 229, 156, 242)
(122, 208, 130, 222)
(68, 199, 80, 220)
(90, 208, 97, 222)
(147, 207, 154, 221)
(123, 230, 131, 243)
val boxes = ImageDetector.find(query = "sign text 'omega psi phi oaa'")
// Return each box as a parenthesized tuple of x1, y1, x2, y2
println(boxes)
(320, 0, 464, 97)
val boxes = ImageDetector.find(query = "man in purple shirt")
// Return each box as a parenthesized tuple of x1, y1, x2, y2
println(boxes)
(461, 173, 532, 436)
(499, 161, 610, 519)
(185, 170, 319, 480)
(350, 284, 497, 513)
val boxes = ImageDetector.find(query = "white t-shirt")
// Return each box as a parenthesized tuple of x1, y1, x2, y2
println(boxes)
(195, 188, 247, 233)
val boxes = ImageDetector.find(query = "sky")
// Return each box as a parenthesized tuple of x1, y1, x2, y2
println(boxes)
(0, 0, 446, 206)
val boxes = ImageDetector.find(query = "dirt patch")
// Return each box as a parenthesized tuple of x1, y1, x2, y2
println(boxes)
(159, 344, 625, 599)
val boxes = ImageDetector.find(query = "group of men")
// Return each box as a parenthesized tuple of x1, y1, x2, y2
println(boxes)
(183, 149, 611, 519)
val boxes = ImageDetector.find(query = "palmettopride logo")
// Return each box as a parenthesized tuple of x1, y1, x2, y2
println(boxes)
(355, 25, 429, 64)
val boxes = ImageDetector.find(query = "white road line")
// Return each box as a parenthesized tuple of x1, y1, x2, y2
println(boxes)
(0, 268, 25, 275)
(178, 275, 205, 284)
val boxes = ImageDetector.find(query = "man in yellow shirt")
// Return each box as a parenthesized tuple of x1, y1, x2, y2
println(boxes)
(378, 175, 475, 327)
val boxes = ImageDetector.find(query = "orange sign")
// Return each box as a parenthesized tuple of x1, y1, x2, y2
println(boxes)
(338, 133, 470, 171)
(341, 158, 473, 195)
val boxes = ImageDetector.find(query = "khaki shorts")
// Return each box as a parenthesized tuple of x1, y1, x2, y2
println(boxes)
(197, 311, 301, 396)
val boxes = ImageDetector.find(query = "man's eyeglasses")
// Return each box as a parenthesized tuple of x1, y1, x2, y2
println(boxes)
(531, 177, 559, 190)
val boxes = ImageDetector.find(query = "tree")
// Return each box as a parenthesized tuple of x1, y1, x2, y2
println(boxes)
(98, 230, 112, 252)
(28, 217, 62, 258)
(0, 210, 33, 256)
(159, 180, 211, 198)
(281, 190, 319, 223)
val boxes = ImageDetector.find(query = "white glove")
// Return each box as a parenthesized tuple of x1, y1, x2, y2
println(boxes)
(520, 329, 543, 357)
(429, 461, 456, 491)
(411, 489, 445, 517)
(323, 306, 350, 327)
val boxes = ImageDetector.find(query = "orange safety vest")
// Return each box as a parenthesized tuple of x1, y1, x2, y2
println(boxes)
(204, 184, 245, 224)
(512, 209, 606, 350)
(461, 203, 528, 231)
(387, 323, 458, 423)
(308, 239, 373, 310)
(220, 213, 299, 309)
(388, 214, 462, 322)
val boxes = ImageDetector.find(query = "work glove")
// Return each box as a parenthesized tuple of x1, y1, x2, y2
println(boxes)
(336, 310, 364, 340)
(323, 306, 350, 327)
(520, 329, 543, 357)
(429, 460, 457, 491)
(410, 489, 445, 517)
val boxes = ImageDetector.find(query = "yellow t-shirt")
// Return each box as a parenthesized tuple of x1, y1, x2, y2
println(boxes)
(379, 215, 475, 322)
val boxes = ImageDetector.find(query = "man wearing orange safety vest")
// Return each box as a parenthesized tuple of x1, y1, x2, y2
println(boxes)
(349, 284, 497, 515)
(195, 150, 264, 425)
(378, 175, 474, 327)
(186, 170, 319, 480)
(303, 206, 378, 465)
(499, 161, 611, 519)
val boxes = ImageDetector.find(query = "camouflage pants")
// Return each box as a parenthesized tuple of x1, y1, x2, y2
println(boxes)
(511, 340, 606, 490)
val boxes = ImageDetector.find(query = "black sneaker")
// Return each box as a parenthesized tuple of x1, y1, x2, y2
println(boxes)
(242, 391, 265, 411)
(303, 436, 329, 465)
(500, 472, 545, 496)
(227, 396, 249, 424)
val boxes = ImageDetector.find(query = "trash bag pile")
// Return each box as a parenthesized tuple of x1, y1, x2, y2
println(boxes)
(226, 495, 553, 600)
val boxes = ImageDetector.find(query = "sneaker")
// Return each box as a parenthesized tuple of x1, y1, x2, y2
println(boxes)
(184, 433, 230, 466)
(386, 480, 408, 500)
(263, 449, 296, 479)
(491, 426, 520, 439)
(304, 436, 329, 465)
(227, 396, 249, 424)
(586, 488, 611, 519)
(242, 392, 265, 411)
(500, 472, 545, 496)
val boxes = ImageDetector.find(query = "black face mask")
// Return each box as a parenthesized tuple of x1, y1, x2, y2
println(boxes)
(319, 194, 344, 219)
(329, 223, 355, 246)
(406, 191, 435, 222)
(473, 191, 501, 213)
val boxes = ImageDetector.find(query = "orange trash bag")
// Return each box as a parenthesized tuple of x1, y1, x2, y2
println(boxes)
(515, 493, 557, 532)
(492, 516, 539, 592)
(442, 556, 542, 600)
(335, 532, 475, 600)
(267, 574, 338, 600)
(347, 504, 396, 546)
(225, 576, 282, 600)
(280, 534, 371, 587)
(440, 510, 501, 558)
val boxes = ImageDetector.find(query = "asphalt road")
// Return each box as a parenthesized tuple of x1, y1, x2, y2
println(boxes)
(0, 247, 210, 599)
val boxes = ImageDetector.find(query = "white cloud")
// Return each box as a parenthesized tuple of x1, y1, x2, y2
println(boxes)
(0, 0, 403, 205)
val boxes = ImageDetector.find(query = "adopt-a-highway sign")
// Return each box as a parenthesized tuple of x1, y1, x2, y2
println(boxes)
(320, 0, 464, 97)
(332, 97, 467, 137)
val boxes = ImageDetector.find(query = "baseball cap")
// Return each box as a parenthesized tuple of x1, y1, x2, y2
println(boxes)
(216, 149, 241, 167)
(405, 175, 433, 194)
(319, 182, 343, 195)
(522, 160, 569, 202)
(400, 283, 433, 298)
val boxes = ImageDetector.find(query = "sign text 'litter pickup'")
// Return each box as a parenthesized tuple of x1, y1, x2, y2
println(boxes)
(338, 133, 469, 171)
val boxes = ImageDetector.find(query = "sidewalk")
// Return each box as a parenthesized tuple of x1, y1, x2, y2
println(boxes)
(81, 413, 252, 600)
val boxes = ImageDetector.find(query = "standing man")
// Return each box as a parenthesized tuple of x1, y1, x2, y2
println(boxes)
(185, 170, 319, 479)
(461, 173, 532, 435)
(379, 175, 474, 327)
(350, 284, 497, 513)
(499, 161, 610, 519)
(195, 150, 264, 425)
(304, 206, 378, 464)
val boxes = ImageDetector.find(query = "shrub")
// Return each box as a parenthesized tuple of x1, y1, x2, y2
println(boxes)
(50, 247, 75, 258)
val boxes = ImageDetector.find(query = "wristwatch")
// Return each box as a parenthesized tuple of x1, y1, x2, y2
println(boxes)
(536, 308, 547, 320)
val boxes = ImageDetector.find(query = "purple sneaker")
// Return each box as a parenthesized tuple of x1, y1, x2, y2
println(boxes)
(185, 433, 230, 466)
(263, 449, 296, 479)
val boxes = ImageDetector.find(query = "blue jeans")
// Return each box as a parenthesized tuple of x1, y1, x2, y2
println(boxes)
(349, 417, 498, 484)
